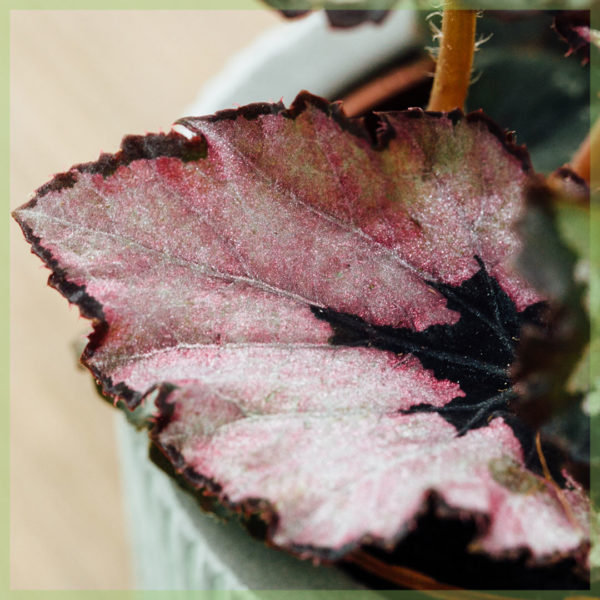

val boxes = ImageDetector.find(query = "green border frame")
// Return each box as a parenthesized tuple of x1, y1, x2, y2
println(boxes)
(3, 1, 598, 598)
(590, 6, 599, 600)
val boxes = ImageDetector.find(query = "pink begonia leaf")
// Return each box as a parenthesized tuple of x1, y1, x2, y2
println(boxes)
(13, 92, 588, 580)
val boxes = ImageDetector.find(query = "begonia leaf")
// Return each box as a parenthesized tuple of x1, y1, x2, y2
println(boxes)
(13, 92, 589, 586)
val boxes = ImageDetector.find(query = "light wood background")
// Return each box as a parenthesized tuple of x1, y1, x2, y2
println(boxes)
(10, 9, 281, 589)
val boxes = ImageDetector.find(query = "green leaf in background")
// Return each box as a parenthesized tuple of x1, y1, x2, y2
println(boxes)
(467, 12, 589, 174)
(556, 200, 597, 401)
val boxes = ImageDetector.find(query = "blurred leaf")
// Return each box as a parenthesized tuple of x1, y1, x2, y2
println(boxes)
(553, 10, 592, 64)
(467, 12, 589, 174)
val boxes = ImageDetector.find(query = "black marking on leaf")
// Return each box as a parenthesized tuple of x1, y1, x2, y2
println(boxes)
(312, 257, 546, 434)
(345, 493, 589, 589)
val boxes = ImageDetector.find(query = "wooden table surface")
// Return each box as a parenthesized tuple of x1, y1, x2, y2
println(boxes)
(10, 9, 281, 589)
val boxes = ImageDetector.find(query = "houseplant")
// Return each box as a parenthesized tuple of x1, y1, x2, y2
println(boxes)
(12, 3, 597, 591)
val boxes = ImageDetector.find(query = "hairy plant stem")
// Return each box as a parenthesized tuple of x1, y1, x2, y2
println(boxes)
(570, 116, 600, 187)
(427, 3, 477, 112)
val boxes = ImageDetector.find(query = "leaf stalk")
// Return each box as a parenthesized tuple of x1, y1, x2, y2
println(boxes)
(427, 3, 477, 113)
(570, 116, 600, 187)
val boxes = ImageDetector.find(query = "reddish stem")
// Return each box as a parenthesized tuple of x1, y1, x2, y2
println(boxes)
(570, 117, 600, 187)
(427, 5, 477, 112)
(342, 55, 435, 117)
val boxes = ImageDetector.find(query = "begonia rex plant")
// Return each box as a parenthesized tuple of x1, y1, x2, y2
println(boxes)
(12, 3, 598, 590)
